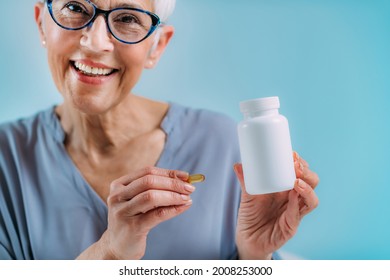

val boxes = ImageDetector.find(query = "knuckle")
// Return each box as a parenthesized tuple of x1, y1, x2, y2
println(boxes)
(168, 170, 177, 179)
(141, 191, 155, 204)
(142, 175, 156, 188)
(154, 206, 181, 219)
(109, 179, 121, 192)
(107, 187, 123, 206)
(107, 193, 117, 206)
(154, 207, 168, 218)
(142, 166, 155, 175)
(171, 179, 182, 192)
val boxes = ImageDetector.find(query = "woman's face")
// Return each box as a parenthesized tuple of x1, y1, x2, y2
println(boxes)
(35, 0, 172, 115)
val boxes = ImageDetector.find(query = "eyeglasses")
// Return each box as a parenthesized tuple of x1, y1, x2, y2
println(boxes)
(46, 0, 161, 44)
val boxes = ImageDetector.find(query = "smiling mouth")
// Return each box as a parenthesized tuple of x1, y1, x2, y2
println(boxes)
(71, 61, 118, 77)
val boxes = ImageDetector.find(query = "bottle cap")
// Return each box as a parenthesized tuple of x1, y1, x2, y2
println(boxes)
(240, 96, 280, 114)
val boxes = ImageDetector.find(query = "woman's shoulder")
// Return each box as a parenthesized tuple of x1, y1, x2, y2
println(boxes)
(0, 107, 56, 151)
(169, 103, 238, 137)
(164, 103, 239, 156)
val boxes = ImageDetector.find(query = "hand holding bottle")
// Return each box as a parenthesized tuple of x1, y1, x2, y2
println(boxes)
(233, 152, 319, 260)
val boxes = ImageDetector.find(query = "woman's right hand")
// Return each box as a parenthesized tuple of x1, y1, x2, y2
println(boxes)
(77, 167, 194, 260)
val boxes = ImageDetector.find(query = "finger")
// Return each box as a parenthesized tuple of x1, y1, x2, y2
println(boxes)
(294, 162, 320, 189)
(294, 179, 319, 216)
(293, 152, 309, 168)
(121, 190, 192, 216)
(283, 190, 300, 238)
(112, 167, 189, 187)
(142, 203, 192, 230)
(233, 163, 248, 195)
(109, 175, 195, 205)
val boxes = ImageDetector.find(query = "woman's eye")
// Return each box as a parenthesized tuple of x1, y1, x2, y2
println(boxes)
(117, 14, 140, 24)
(66, 2, 86, 14)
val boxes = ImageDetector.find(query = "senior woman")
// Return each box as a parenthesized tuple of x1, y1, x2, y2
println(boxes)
(0, 0, 319, 260)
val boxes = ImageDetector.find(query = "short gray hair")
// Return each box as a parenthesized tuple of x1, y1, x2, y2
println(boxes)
(41, 0, 176, 22)
(152, 0, 176, 22)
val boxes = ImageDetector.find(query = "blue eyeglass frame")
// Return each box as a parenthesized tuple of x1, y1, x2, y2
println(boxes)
(46, 0, 161, 44)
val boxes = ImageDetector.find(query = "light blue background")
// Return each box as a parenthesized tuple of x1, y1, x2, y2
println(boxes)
(1, 0, 389, 259)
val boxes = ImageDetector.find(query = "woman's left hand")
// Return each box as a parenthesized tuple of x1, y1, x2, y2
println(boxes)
(233, 152, 320, 259)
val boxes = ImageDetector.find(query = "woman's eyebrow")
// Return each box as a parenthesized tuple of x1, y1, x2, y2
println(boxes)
(92, 0, 147, 10)
(112, 1, 147, 10)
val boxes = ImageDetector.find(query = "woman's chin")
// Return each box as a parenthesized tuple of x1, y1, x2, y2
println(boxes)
(70, 96, 117, 116)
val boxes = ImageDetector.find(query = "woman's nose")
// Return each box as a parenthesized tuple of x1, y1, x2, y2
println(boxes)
(80, 16, 114, 52)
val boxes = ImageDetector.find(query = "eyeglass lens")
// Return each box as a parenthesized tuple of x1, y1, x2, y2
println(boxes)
(50, 0, 155, 43)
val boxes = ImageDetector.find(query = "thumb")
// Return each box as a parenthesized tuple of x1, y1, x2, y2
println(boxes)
(233, 163, 248, 194)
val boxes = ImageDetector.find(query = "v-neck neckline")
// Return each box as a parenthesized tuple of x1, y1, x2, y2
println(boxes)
(43, 102, 184, 213)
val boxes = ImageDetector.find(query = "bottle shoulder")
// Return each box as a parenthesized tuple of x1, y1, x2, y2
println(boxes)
(239, 114, 288, 126)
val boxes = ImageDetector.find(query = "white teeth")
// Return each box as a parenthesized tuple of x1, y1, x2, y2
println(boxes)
(74, 61, 114, 76)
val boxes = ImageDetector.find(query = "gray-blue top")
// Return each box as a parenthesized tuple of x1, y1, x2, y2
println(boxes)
(0, 103, 243, 260)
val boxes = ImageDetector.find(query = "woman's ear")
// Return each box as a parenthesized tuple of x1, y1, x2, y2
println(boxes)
(145, 25, 175, 69)
(34, 2, 46, 47)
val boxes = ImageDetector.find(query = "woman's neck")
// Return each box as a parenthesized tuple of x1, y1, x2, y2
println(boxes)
(55, 95, 169, 157)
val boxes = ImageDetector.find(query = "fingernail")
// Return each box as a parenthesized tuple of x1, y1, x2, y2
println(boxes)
(183, 200, 193, 206)
(296, 179, 305, 190)
(176, 170, 189, 180)
(293, 152, 300, 162)
(184, 183, 196, 192)
(181, 194, 191, 201)
(295, 162, 301, 176)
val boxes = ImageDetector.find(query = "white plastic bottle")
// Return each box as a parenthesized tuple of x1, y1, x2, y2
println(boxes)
(237, 96, 296, 195)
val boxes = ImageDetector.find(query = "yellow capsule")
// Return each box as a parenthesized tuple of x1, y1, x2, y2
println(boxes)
(188, 174, 205, 184)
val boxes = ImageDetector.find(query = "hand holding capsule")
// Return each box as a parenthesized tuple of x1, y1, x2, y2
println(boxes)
(77, 167, 195, 260)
